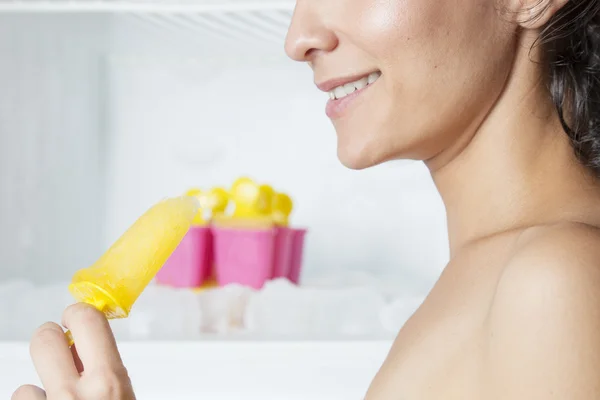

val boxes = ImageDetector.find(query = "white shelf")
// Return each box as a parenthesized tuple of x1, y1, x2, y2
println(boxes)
(124, 9, 292, 48)
(0, 1, 294, 13)
(0, 342, 390, 399)
(0, 1, 295, 56)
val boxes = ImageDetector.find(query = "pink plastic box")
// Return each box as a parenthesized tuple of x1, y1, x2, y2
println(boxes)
(288, 229, 307, 284)
(212, 227, 276, 289)
(272, 227, 295, 279)
(156, 227, 212, 288)
(158, 225, 307, 290)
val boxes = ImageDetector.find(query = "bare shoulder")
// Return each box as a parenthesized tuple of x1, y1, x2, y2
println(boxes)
(496, 222, 600, 303)
(486, 222, 600, 399)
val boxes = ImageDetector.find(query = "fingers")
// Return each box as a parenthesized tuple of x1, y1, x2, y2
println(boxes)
(62, 303, 124, 373)
(29, 323, 78, 394)
(71, 344, 85, 374)
(11, 385, 46, 400)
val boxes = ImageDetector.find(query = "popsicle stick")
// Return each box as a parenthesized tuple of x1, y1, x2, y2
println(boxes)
(65, 330, 74, 347)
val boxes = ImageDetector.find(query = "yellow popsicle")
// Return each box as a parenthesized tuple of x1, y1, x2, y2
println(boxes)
(65, 196, 200, 346)
(206, 187, 229, 218)
(272, 192, 293, 226)
(185, 188, 207, 226)
(257, 184, 275, 216)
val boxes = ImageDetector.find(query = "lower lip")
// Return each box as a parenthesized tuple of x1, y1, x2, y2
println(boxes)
(325, 81, 376, 119)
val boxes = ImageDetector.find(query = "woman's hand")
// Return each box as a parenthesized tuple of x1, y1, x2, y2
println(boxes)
(12, 303, 136, 400)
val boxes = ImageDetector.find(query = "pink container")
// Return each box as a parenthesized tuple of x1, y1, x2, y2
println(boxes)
(212, 227, 276, 289)
(288, 229, 307, 285)
(272, 227, 295, 279)
(205, 228, 216, 280)
(156, 227, 211, 288)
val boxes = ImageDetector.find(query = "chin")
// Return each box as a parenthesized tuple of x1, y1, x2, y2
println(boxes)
(336, 140, 385, 170)
(336, 131, 428, 169)
(334, 118, 412, 169)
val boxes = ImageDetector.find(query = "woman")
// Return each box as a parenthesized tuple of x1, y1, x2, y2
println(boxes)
(12, 0, 600, 398)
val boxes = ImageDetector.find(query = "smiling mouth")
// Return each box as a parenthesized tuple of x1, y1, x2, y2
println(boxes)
(327, 71, 381, 100)
(322, 71, 381, 119)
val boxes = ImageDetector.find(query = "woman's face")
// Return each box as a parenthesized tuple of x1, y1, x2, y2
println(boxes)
(285, 0, 519, 169)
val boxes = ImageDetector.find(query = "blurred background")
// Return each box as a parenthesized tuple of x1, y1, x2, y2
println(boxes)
(0, 1, 449, 343)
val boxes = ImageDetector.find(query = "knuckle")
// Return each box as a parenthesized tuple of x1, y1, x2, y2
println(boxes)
(64, 303, 104, 326)
(11, 385, 45, 399)
(30, 322, 64, 351)
(87, 368, 131, 399)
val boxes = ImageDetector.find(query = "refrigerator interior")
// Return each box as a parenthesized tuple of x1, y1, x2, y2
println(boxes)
(0, 1, 450, 341)
(1, 341, 392, 399)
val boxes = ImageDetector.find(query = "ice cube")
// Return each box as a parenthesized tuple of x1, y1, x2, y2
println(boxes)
(305, 270, 431, 302)
(15, 283, 72, 340)
(127, 284, 202, 340)
(309, 287, 387, 337)
(197, 284, 253, 334)
(379, 296, 425, 333)
(109, 318, 131, 341)
(303, 270, 381, 289)
(26, 283, 73, 323)
(0, 280, 35, 340)
(372, 272, 434, 301)
(244, 279, 313, 335)
(0, 275, 428, 341)
(245, 279, 388, 337)
(5, 281, 72, 341)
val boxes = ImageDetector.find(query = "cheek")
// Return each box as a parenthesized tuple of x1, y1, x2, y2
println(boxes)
(347, 0, 515, 159)
(357, 0, 410, 34)
(357, 0, 498, 69)
(353, 0, 418, 62)
(354, 0, 467, 113)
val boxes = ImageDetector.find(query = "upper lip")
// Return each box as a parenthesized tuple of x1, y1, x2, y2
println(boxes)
(316, 71, 379, 93)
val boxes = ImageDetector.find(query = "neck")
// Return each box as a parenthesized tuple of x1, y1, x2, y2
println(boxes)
(427, 34, 600, 256)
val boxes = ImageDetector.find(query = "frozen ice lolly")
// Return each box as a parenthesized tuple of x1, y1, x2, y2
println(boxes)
(185, 188, 207, 226)
(65, 196, 200, 346)
(230, 177, 272, 218)
(206, 187, 229, 218)
(272, 192, 293, 226)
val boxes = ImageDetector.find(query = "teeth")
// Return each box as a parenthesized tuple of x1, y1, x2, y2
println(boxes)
(334, 86, 346, 99)
(355, 77, 368, 90)
(367, 72, 379, 84)
(328, 71, 381, 100)
(343, 83, 356, 95)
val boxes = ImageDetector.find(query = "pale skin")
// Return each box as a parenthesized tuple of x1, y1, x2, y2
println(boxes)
(12, 304, 135, 399)
(13, 0, 600, 398)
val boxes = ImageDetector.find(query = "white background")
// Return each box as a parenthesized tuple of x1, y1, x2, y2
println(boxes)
(0, 14, 449, 286)
(0, 7, 446, 397)
(0, 341, 392, 399)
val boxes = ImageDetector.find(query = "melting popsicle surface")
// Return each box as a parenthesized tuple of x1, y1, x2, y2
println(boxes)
(68, 196, 200, 319)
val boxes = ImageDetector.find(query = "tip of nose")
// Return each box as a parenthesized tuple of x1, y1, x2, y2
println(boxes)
(284, 36, 307, 62)
(285, 38, 333, 63)
(284, 10, 338, 62)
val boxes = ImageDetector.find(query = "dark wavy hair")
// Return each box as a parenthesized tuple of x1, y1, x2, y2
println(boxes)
(537, 0, 600, 176)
